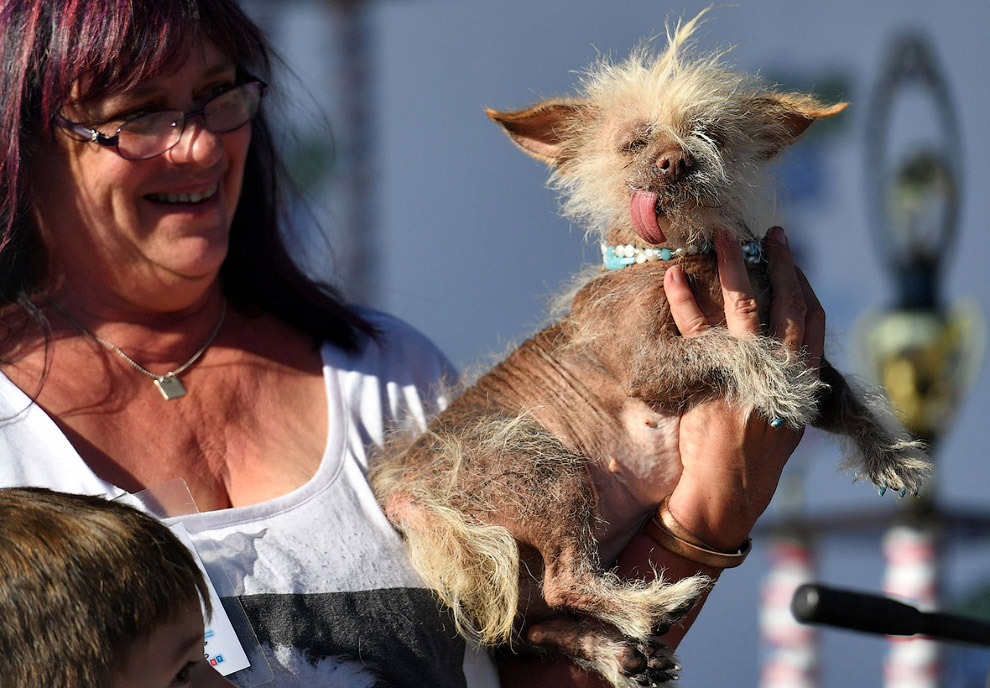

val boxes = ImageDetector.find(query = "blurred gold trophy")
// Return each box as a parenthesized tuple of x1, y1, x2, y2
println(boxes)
(857, 34, 986, 488)
(861, 299, 985, 447)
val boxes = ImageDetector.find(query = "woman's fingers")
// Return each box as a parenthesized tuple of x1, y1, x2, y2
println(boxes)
(763, 227, 825, 373)
(715, 230, 761, 337)
(666, 229, 764, 339)
(797, 267, 826, 370)
(764, 227, 807, 354)
(666, 227, 824, 364)
(663, 265, 710, 338)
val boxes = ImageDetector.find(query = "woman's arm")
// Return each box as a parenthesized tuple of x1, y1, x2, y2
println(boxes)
(498, 227, 825, 686)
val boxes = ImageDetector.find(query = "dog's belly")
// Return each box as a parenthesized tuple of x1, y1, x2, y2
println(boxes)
(584, 398, 683, 551)
(614, 398, 683, 490)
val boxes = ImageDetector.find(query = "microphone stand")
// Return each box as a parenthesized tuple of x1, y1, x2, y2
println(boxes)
(792, 583, 990, 686)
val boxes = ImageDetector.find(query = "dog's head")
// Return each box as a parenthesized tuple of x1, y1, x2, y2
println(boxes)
(487, 11, 846, 249)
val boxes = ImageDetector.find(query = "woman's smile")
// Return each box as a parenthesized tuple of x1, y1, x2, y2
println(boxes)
(145, 183, 219, 205)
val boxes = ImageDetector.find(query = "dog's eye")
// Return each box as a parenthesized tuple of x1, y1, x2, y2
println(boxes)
(694, 120, 727, 148)
(620, 138, 649, 153)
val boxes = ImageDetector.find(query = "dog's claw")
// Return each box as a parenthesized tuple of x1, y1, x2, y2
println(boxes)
(651, 622, 671, 637)
(877, 485, 887, 497)
(637, 671, 676, 686)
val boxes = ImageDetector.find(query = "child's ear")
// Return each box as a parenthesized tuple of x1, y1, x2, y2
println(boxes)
(751, 94, 848, 157)
(486, 99, 586, 167)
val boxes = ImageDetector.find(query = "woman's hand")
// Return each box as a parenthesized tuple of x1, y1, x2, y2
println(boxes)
(661, 226, 825, 551)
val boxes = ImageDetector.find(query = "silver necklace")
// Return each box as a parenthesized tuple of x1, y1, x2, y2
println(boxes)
(54, 301, 226, 400)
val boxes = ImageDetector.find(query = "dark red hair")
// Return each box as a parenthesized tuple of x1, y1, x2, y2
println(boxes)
(0, 0, 372, 352)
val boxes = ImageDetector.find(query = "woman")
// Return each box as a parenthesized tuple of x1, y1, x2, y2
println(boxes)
(0, 1, 822, 687)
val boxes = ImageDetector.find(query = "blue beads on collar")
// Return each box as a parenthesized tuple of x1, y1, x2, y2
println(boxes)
(741, 240, 765, 264)
(601, 239, 764, 270)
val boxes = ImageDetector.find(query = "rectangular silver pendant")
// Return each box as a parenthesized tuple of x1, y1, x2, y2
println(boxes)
(154, 375, 187, 400)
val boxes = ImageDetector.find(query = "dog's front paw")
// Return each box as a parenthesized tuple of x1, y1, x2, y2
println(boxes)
(828, 383, 933, 498)
(865, 437, 930, 498)
(705, 331, 827, 429)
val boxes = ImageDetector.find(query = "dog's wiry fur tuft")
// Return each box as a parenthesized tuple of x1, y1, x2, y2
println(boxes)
(376, 414, 547, 643)
(371, 11, 929, 687)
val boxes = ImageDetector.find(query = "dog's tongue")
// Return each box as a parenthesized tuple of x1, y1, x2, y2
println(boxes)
(630, 191, 666, 244)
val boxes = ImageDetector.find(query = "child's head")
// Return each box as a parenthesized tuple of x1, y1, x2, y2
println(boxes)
(0, 487, 232, 688)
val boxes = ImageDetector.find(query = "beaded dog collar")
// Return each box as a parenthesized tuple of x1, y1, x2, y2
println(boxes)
(601, 240, 765, 270)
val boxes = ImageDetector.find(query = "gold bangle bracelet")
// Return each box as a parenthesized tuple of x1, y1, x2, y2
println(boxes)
(642, 497, 751, 569)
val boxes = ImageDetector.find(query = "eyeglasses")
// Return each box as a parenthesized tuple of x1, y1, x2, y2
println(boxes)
(55, 80, 267, 161)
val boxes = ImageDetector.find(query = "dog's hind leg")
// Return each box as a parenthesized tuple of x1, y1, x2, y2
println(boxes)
(523, 525, 708, 687)
(522, 565, 705, 687)
(525, 615, 685, 687)
(538, 550, 707, 642)
(441, 415, 709, 685)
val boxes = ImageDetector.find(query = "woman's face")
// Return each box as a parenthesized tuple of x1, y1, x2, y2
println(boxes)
(31, 39, 251, 313)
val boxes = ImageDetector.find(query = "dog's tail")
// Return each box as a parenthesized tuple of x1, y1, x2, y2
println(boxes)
(382, 489, 521, 645)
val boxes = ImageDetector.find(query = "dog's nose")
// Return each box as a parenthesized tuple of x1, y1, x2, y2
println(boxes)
(656, 149, 695, 181)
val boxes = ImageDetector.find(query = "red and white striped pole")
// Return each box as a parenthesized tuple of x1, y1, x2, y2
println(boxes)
(760, 535, 819, 688)
(882, 523, 940, 688)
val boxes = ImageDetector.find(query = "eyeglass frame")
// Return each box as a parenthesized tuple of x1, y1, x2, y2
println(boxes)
(54, 79, 268, 161)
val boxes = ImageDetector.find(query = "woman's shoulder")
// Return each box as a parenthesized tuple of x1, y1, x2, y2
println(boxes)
(320, 308, 458, 444)
(353, 307, 443, 348)
(329, 307, 456, 379)
(320, 307, 458, 417)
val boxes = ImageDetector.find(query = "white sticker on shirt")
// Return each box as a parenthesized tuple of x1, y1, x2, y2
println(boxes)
(169, 521, 251, 675)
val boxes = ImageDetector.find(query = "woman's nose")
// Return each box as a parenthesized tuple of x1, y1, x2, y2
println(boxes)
(167, 115, 223, 167)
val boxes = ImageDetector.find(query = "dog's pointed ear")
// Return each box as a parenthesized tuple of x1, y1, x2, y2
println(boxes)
(751, 94, 848, 157)
(486, 99, 585, 167)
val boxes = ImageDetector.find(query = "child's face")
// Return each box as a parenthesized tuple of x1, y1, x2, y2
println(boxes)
(112, 601, 235, 688)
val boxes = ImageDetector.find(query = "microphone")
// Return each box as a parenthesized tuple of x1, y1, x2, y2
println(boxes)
(791, 583, 990, 646)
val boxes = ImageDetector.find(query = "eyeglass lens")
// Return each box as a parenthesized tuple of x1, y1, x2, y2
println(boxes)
(117, 82, 263, 160)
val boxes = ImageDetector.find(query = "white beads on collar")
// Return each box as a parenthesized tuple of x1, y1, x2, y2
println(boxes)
(601, 240, 764, 270)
